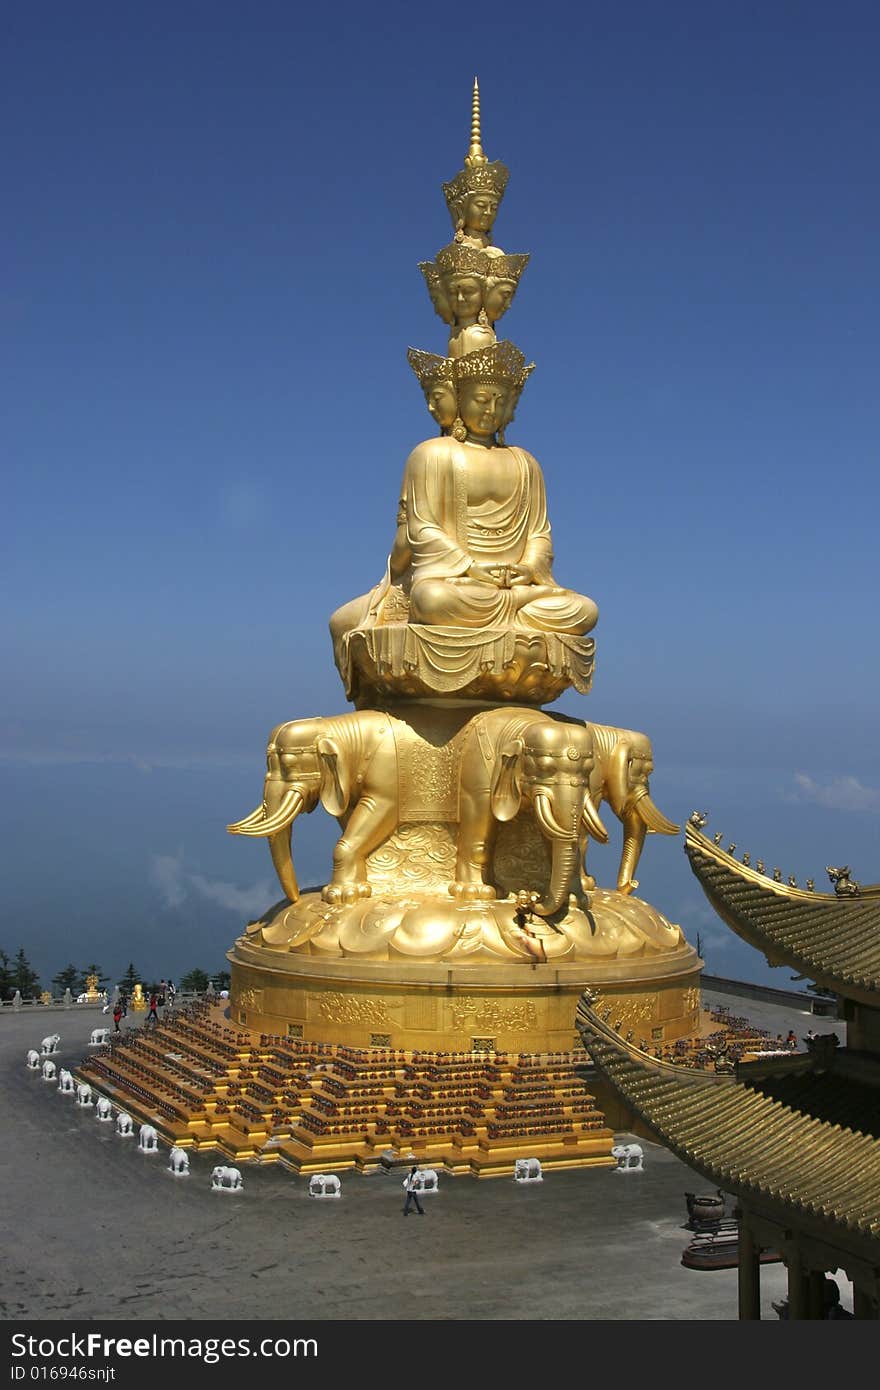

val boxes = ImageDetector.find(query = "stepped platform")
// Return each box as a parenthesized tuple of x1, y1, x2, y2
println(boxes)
(74, 1000, 616, 1176)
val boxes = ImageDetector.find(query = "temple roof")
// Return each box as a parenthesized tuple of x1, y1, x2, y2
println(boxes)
(575, 998, 880, 1243)
(684, 824, 880, 1006)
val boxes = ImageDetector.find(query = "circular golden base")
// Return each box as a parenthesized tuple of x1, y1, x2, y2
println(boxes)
(229, 889, 702, 1052)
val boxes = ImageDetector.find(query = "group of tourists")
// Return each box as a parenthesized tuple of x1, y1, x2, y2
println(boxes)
(110, 978, 177, 1032)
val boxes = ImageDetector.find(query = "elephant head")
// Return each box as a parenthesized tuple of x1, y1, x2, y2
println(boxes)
(227, 717, 359, 903)
(489, 720, 608, 916)
(589, 724, 679, 894)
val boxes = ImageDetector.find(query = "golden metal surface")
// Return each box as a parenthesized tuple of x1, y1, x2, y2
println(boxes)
(226, 80, 688, 1061)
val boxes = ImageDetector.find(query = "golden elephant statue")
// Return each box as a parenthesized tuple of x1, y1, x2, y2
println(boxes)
(228, 712, 400, 905)
(453, 708, 608, 916)
(584, 723, 680, 895)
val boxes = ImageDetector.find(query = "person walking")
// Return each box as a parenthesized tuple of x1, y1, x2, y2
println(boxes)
(166, 979, 176, 1009)
(112, 1001, 123, 1033)
(147, 992, 159, 1025)
(402, 1165, 424, 1216)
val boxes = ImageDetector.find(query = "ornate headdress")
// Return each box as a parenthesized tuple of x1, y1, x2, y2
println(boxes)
(442, 79, 509, 232)
(454, 339, 532, 391)
(484, 252, 530, 285)
(407, 348, 455, 392)
(433, 243, 492, 279)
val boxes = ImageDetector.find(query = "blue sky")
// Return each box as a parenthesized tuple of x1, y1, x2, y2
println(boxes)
(3, 2, 879, 989)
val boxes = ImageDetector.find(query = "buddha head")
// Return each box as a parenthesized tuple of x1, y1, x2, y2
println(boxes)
(483, 254, 529, 323)
(453, 339, 530, 443)
(407, 348, 458, 433)
(453, 340, 533, 443)
(418, 262, 453, 325)
(442, 80, 509, 248)
(433, 244, 489, 326)
(456, 378, 510, 442)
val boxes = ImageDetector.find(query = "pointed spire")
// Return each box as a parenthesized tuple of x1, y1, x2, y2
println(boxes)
(466, 76, 487, 168)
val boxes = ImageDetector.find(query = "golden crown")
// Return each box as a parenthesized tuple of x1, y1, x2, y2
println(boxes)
(442, 79, 509, 222)
(454, 339, 533, 392)
(485, 252, 530, 285)
(433, 243, 491, 278)
(407, 348, 455, 391)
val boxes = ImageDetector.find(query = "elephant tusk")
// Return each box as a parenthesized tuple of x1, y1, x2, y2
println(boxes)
(229, 788, 305, 838)
(634, 789, 680, 836)
(581, 792, 609, 844)
(533, 793, 571, 842)
(227, 804, 269, 834)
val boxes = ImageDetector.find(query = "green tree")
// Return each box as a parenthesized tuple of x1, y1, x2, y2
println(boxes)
(52, 964, 80, 994)
(118, 962, 141, 995)
(215, 970, 231, 991)
(180, 968, 209, 992)
(0, 949, 12, 1000)
(12, 948, 40, 998)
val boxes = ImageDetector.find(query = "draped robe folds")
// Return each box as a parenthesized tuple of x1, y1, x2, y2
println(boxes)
(328, 437, 597, 662)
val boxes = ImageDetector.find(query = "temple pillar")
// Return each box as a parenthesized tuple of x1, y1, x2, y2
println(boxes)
(807, 1270, 825, 1320)
(737, 1220, 761, 1320)
(786, 1247, 807, 1319)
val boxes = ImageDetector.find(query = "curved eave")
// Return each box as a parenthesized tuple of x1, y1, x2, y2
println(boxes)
(576, 998, 880, 1243)
(685, 826, 880, 1005)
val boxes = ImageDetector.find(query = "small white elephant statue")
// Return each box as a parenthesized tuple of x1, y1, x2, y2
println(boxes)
(168, 1146, 190, 1176)
(211, 1165, 243, 1191)
(41, 1034, 61, 1055)
(116, 1111, 134, 1136)
(138, 1124, 159, 1152)
(41, 1059, 57, 1082)
(411, 1168, 438, 1194)
(76, 1082, 94, 1106)
(26, 1049, 41, 1070)
(308, 1173, 341, 1198)
(612, 1142, 644, 1172)
(514, 1157, 543, 1183)
(89, 1028, 110, 1046)
(57, 1068, 75, 1094)
(95, 1096, 113, 1122)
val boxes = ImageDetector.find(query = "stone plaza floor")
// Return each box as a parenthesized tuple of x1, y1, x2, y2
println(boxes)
(0, 992, 849, 1326)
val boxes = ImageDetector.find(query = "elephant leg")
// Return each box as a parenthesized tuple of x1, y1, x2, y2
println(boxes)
(450, 793, 497, 900)
(323, 794, 398, 904)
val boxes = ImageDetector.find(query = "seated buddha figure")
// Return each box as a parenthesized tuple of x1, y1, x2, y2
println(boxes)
(403, 341, 598, 635)
(328, 341, 598, 659)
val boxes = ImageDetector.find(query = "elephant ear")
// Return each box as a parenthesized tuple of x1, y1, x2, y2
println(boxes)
(490, 737, 525, 822)
(606, 740, 633, 817)
(317, 737, 350, 816)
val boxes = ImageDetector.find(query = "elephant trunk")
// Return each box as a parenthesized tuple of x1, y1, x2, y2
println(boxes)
(534, 837, 579, 917)
(617, 806, 647, 894)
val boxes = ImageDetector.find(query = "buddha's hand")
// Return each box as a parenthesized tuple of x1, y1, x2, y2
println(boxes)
(467, 561, 507, 588)
(507, 563, 537, 586)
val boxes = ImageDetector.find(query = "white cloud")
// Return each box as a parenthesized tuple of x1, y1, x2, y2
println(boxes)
(791, 773, 880, 813)
(151, 853, 272, 916)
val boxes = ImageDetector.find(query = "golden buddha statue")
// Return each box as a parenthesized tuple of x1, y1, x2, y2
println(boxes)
(226, 79, 695, 1060)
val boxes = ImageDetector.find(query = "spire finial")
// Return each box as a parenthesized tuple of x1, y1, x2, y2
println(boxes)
(466, 76, 486, 167)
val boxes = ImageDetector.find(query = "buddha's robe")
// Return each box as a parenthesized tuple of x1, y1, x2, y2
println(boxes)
(328, 437, 597, 661)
